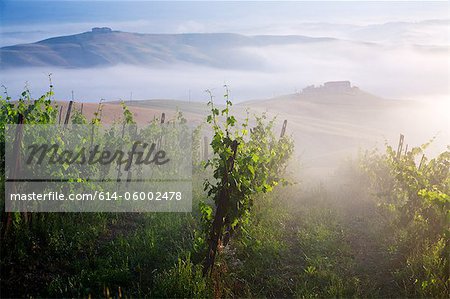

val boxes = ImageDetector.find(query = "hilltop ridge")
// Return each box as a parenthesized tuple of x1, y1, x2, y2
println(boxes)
(0, 28, 338, 69)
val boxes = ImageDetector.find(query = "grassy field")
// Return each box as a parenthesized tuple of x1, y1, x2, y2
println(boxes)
(2, 155, 448, 298)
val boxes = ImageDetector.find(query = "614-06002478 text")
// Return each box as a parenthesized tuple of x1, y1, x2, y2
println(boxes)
(9, 191, 184, 201)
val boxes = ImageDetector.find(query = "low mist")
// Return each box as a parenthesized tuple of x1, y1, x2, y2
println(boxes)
(1, 34, 448, 102)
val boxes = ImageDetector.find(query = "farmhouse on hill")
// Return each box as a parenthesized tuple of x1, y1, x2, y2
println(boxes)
(91, 27, 112, 33)
(302, 81, 359, 94)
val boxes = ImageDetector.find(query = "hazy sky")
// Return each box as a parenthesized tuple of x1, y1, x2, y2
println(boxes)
(2, 1, 448, 26)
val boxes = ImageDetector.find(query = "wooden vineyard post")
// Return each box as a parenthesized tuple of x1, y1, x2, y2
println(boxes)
(280, 119, 287, 138)
(396, 134, 404, 159)
(157, 113, 165, 152)
(125, 125, 138, 188)
(64, 100, 73, 126)
(58, 106, 63, 124)
(418, 154, 426, 170)
(203, 140, 239, 276)
(116, 122, 127, 184)
(1, 114, 24, 238)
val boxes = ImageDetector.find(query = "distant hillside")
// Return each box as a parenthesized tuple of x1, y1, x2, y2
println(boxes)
(54, 101, 196, 125)
(108, 82, 419, 176)
(52, 81, 432, 178)
(238, 84, 420, 176)
(0, 28, 337, 68)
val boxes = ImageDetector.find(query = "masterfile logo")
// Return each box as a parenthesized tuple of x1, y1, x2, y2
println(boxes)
(5, 124, 192, 212)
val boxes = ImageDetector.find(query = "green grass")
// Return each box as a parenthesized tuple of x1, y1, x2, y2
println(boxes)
(2, 161, 449, 298)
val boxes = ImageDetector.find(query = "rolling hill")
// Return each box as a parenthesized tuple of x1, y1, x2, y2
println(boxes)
(102, 82, 425, 178)
(0, 28, 337, 69)
(46, 80, 446, 179)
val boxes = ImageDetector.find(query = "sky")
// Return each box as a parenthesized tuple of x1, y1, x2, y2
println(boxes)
(1, 1, 449, 42)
